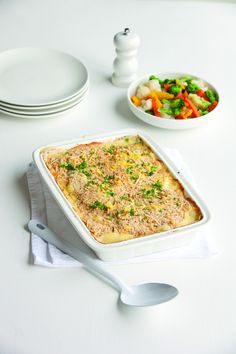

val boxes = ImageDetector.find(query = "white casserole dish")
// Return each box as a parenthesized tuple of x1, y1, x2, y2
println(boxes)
(33, 129, 211, 261)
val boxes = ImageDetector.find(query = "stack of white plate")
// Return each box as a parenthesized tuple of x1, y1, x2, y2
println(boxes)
(0, 48, 89, 118)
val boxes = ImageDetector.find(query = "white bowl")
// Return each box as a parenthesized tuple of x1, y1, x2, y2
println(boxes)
(127, 72, 219, 130)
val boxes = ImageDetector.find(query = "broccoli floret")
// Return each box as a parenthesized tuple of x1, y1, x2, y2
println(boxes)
(159, 106, 182, 117)
(188, 94, 211, 110)
(163, 79, 176, 84)
(172, 108, 182, 116)
(149, 75, 164, 87)
(158, 107, 173, 116)
(161, 99, 171, 104)
(170, 99, 184, 109)
(186, 82, 200, 94)
(159, 99, 184, 117)
(170, 99, 184, 116)
(180, 76, 192, 83)
(168, 85, 182, 96)
(205, 89, 217, 103)
(145, 109, 154, 115)
(149, 75, 158, 81)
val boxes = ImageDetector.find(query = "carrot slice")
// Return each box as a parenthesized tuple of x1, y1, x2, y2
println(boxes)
(175, 114, 185, 120)
(163, 84, 172, 91)
(196, 89, 210, 102)
(150, 92, 162, 108)
(182, 91, 188, 100)
(175, 92, 183, 99)
(152, 97, 161, 117)
(184, 98, 200, 117)
(203, 93, 210, 102)
(208, 101, 218, 112)
(197, 89, 204, 97)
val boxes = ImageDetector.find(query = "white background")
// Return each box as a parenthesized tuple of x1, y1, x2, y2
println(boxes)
(0, 1, 236, 353)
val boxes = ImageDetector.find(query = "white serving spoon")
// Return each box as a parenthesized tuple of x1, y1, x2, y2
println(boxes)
(28, 219, 178, 307)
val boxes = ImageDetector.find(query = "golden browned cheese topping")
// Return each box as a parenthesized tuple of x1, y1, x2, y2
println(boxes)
(42, 136, 202, 243)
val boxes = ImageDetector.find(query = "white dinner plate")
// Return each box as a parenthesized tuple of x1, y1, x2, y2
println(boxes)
(0, 92, 88, 119)
(0, 86, 89, 114)
(0, 48, 88, 106)
(0, 82, 89, 111)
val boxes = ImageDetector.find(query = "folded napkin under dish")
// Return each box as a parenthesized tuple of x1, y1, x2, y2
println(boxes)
(27, 148, 218, 267)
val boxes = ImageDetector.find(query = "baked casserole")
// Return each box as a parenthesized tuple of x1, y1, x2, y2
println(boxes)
(42, 135, 202, 244)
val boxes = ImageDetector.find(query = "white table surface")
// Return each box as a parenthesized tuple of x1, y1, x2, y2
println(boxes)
(0, 0, 236, 353)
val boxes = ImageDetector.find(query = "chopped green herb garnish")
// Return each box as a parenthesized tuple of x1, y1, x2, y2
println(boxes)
(147, 166, 157, 176)
(134, 136, 144, 145)
(141, 188, 158, 199)
(103, 175, 114, 181)
(130, 174, 138, 181)
(129, 208, 135, 216)
(86, 179, 99, 186)
(83, 170, 91, 177)
(120, 196, 129, 201)
(77, 160, 91, 177)
(143, 206, 150, 211)
(101, 175, 114, 188)
(152, 180, 163, 191)
(91, 200, 107, 211)
(59, 162, 76, 171)
(60, 160, 91, 177)
(141, 181, 162, 199)
(105, 190, 116, 197)
(78, 160, 87, 170)
(107, 145, 117, 154)
(159, 208, 164, 213)
(126, 167, 133, 174)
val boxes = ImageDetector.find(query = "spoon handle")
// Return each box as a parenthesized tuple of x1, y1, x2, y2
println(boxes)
(28, 219, 127, 291)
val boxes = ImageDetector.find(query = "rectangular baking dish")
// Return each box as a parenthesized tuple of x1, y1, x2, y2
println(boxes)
(33, 128, 211, 261)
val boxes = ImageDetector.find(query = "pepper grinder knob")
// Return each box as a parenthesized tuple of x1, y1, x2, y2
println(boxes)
(112, 28, 140, 88)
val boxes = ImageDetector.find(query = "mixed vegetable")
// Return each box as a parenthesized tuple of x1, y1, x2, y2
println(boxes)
(131, 75, 219, 119)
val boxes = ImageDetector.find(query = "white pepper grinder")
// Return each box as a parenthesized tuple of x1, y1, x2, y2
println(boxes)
(112, 28, 140, 88)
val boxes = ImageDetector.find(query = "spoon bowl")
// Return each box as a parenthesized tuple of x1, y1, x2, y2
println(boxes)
(120, 283, 178, 307)
(28, 219, 179, 307)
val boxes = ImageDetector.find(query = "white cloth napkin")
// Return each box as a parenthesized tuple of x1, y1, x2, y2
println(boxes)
(27, 149, 218, 267)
